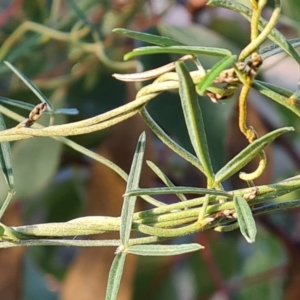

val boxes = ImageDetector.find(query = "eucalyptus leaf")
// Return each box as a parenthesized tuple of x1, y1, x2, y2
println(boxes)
(124, 46, 232, 61)
(120, 132, 146, 246)
(214, 127, 294, 185)
(176, 61, 214, 183)
(0, 112, 13, 190)
(197, 55, 236, 95)
(234, 195, 257, 243)
(113, 28, 183, 46)
(4, 61, 53, 111)
(105, 253, 126, 300)
(127, 243, 203, 256)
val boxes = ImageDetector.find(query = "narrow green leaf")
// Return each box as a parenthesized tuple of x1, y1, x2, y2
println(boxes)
(0, 97, 38, 111)
(214, 221, 239, 232)
(66, 0, 98, 35)
(0, 192, 14, 220)
(105, 253, 126, 300)
(140, 107, 204, 173)
(234, 195, 257, 243)
(0, 225, 4, 236)
(253, 80, 300, 118)
(113, 28, 183, 46)
(147, 160, 187, 201)
(127, 243, 203, 256)
(4, 61, 53, 111)
(0, 112, 13, 190)
(176, 61, 214, 183)
(53, 108, 79, 115)
(124, 46, 232, 60)
(252, 199, 300, 216)
(0, 97, 78, 115)
(197, 55, 237, 95)
(208, 0, 300, 64)
(120, 132, 146, 246)
(214, 127, 294, 185)
(125, 187, 232, 198)
(260, 37, 300, 60)
(255, 80, 293, 98)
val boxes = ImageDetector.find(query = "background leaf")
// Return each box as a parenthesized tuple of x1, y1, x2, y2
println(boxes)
(113, 28, 183, 46)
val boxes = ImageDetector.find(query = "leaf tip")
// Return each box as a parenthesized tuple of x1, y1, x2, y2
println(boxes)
(245, 236, 256, 243)
(3, 61, 11, 67)
(112, 28, 121, 34)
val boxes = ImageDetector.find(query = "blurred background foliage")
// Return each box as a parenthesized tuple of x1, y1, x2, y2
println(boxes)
(1, 0, 300, 299)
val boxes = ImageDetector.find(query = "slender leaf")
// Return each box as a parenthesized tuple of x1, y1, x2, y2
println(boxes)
(197, 55, 236, 95)
(208, 0, 300, 64)
(260, 37, 300, 60)
(176, 61, 214, 183)
(0, 97, 39, 111)
(141, 107, 204, 173)
(4, 61, 53, 111)
(0, 97, 79, 115)
(105, 253, 126, 300)
(127, 243, 203, 256)
(253, 80, 300, 118)
(113, 28, 183, 46)
(252, 199, 300, 216)
(147, 160, 187, 201)
(125, 187, 232, 198)
(255, 80, 293, 98)
(234, 195, 257, 243)
(0, 192, 14, 220)
(120, 132, 146, 246)
(53, 108, 79, 115)
(214, 127, 294, 185)
(0, 112, 13, 190)
(124, 46, 232, 60)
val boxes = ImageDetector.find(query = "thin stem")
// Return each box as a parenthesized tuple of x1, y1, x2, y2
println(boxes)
(0, 239, 121, 248)
(0, 105, 163, 207)
(0, 21, 89, 61)
(250, 0, 267, 41)
(239, 0, 281, 61)
(135, 218, 213, 238)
